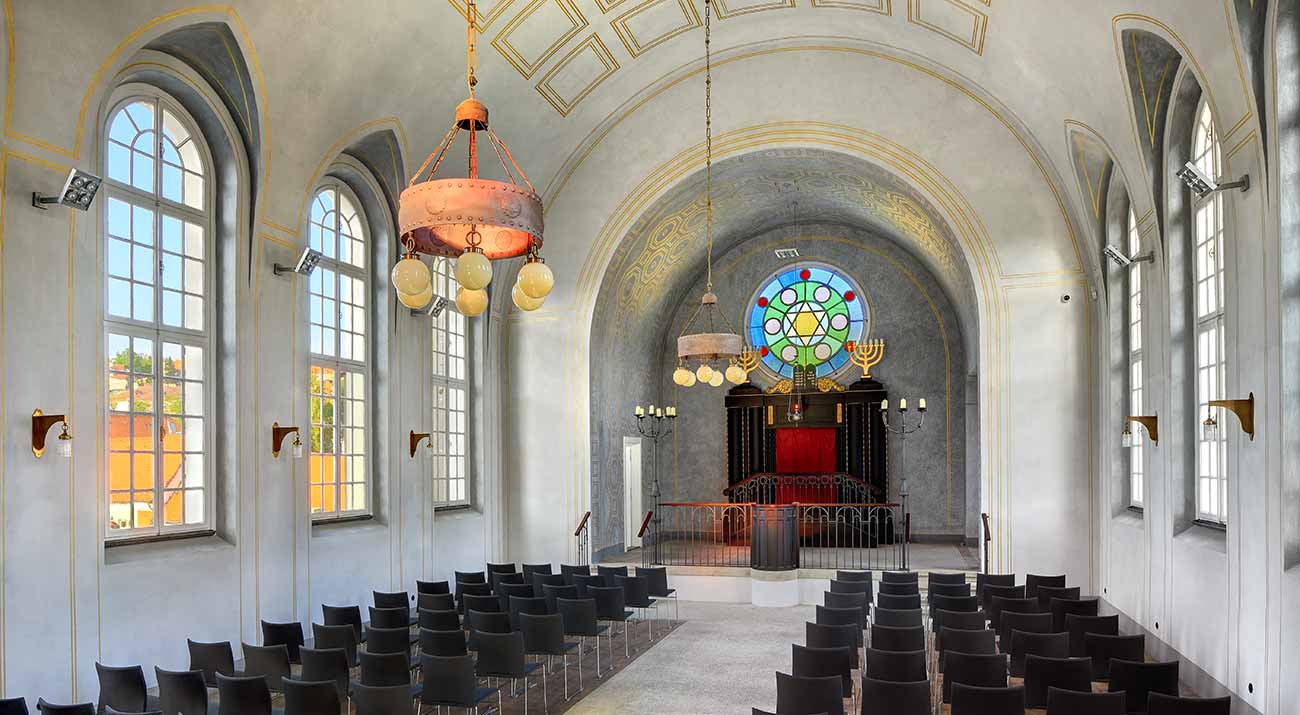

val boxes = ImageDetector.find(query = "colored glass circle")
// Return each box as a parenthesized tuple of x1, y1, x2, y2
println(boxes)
(747, 264, 867, 379)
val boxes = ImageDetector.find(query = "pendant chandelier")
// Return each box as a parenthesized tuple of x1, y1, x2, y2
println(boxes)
(671, 0, 752, 389)
(390, 0, 554, 315)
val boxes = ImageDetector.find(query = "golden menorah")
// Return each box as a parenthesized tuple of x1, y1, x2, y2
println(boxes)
(844, 338, 885, 378)
(732, 345, 761, 375)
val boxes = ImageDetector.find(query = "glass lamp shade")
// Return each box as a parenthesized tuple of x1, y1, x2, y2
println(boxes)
(725, 364, 747, 384)
(57, 435, 73, 458)
(680, 370, 697, 387)
(454, 250, 494, 290)
(455, 286, 489, 316)
(1201, 417, 1219, 442)
(695, 364, 714, 383)
(673, 367, 693, 386)
(398, 283, 434, 309)
(1121, 429, 1134, 448)
(391, 255, 431, 295)
(511, 283, 544, 311)
(708, 371, 724, 387)
(291, 439, 304, 459)
(517, 260, 554, 299)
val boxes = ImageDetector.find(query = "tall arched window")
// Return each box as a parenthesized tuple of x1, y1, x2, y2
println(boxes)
(1127, 207, 1144, 508)
(430, 258, 469, 507)
(103, 94, 212, 538)
(1191, 99, 1228, 524)
(308, 184, 371, 520)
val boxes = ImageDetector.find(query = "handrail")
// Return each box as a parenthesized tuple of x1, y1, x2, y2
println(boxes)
(723, 471, 871, 495)
(637, 510, 654, 538)
(981, 511, 991, 573)
(574, 511, 591, 536)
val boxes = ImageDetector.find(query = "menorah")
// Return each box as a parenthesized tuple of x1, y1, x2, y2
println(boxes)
(731, 345, 761, 376)
(845, 338, 886, 379)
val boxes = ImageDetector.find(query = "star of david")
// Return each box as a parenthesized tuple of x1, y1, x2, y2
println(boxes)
(782, 302, 828, 346)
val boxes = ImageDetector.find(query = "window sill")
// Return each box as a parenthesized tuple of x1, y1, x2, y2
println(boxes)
(1193, 518, 1227, 532)
(1127, 505, 1144, 515)
(106, 529, 217, 549)
(104, 530, 232, 565)
(311, 513, 375, 530)
(435, 503, 474, 514)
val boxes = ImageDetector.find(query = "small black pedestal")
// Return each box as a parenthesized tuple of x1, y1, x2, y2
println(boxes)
(752, 504, 798, 571)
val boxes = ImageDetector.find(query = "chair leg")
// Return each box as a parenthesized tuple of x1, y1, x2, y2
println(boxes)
(542, 668, 549, 713)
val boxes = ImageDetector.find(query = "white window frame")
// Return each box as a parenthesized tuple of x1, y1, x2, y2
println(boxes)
(1127, 208, 1144, 508)
(102, 91, 215, 540)
(430, 258, 471, 508)
(1191, 98, 1228, 525)
(307, 182, 373, 521)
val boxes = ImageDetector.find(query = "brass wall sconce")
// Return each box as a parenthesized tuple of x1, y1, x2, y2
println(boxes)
(1122, 414, 1159, 446)
(410, 430, 431, 458)
(32, 409, 72, 458)
(271, 422, 303, 458)
(1203, 392, 1255, 441)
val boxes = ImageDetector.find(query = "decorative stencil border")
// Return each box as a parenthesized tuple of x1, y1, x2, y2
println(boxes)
(492, 0, 590, 79)
(906, 0, 987, 55)
(714, 0, 798, 20)
(536, 35, 621, 116)
(809, 0, 890, 14)
(611, 0, 703, 58)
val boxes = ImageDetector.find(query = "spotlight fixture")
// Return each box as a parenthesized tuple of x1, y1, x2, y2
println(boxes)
(1102, 245, 1155, 268)
(32, 409, 72, 458)
(1176, 161, 1249, 199)
(271, 422, 303, 458)
(273, 247, 323, 277)
(774, 248, 800, 259)
(411, 295, 448, 318)
(32, 168, 101, 211)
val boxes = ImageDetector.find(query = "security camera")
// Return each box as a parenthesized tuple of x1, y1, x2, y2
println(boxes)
(1103, 244, 1155, 268)
(1061, 294, 1072, 304)
(1176, 161, 1249, 199)
(273, 247, 323, 277)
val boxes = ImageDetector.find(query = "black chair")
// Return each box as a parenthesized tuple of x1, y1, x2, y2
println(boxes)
(990, 596, 1041, 630)
(616, 575, 659, 641)
(1036, 585, 1080, 612)
(774, 672, 843, 715)
(351, 683, 412, 715)
(532, 573, 567, 601)
(1147, 693, 1231, 715)
(364, 626, 412, 658)
(358, 651, 413, 691)
(281, 678, 340, 715)
(260, 621, 306, 665)
(879, 581, 919, 597)
(467, 610, 512, 650)
(859, 677, 929, 715)
(943, 651, 1008, 703)
(215, 674, 272, 715)
(489, 568, 524, 593)
(791, 644, 852, 706)
(1023, 655, 1092, 708)
(998, 611, 1054, 652)
(873, 607, 922, 628)
(373, 590, 409, 610)
(1024, 574, 1066, 599)
(559, 563, 590, 584)
(497, 582, 534, 612)
(1064, 613, 1118, 657)
(976, 573, 1016, 598)
(870, 624, 924, 653)
(416, 579, 450, 595)
(590, 585, 635, 658)
(522, 563, 553, 576)
(242, 643, 291, 693)
(101, 708, 157, 715)
(419, 628, 468, 657)
(542, 583, 578, 614)
(455, 583, 492, 614)
(186, 640, 235, 688)
(950, 683, 1025, 715)
(368, 606, 410, 631)
(805, 622, 859, 669)
(34, 702, 93, 715)
(823, 590, 866, 614)
(474, 632, 545, 714)
(931, 594, 980, 620)
(299, 647, 352, 703)
(508, 595, 550, 631)
(520, 612, 582, 699)
(0, 698, 27, 715)
(929, 572, 967, 586)
(311, 623, 359, 667)
(863, 647, 926, 682)
(95, 663, 154, 715)
(572, 573, 603, 599)
(815, 605, 863, 645)
(418, 654, 498, 714)
(877, 593, 921, 611)
(982, 584, 1027, 616)
(596, 564, 628, 587)
(1009, 630, 1069, 678)
(881, 571, 917, 585)
(1085, 633, 1145, 681)
(557, 597, 611, 676)
(321, 604, 365, 644)
(418, 608, 460, 632)
(938, 627, 996, 672)
(153, 667, 209, 715)
(639, 566, 679, 619)
(828, 578, 872, 599)
(485, 563, 516, 575)
(463, 593, 501, 614)
(934, 610, 988, 647)
(1050, 598, 1099, 633)
(930, 583, 972, 599)
(1046, 687, 1126, 715)
(417, 592, 455, 612)
(1109, 659, 1179, 713)
(836, 570, 871, 582)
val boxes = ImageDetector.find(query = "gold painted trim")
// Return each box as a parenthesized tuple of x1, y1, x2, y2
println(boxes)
(611, 0, 702, 58)
(906, 0, 987, 56)
(492, 0, 589, 80)
(809, 0, 890, 14)
(447, 0, 518, 31)
(1070, 132, 1107, 219)
(1224, 129, 1256, 164)
(1130, 32, 1175, 148)
(714, 0, 797, 20)
(535, 34, 621, 117)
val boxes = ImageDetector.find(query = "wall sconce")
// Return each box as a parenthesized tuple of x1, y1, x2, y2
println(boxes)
(271, 422, 303, 458)
(32, 168, 101, 211)
(1122, 414, 1159, 446)
(32, 409, 72, 458)
(273, 247, 322, 277)
(410, 430, 431, 458)
(1203, 392, 1255, 441)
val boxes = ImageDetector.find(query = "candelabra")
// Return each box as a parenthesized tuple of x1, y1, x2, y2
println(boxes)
(845, 338, 886, 379)
(880, 397, 926, 570)
(633, 403, 676, 564)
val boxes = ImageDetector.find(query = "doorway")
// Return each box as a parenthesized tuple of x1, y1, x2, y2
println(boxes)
(623, 437, 643, 551)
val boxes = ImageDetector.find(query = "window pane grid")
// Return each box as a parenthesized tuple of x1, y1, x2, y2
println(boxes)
(432, 258, 470, 507)
(1126, 209, 1144, 507)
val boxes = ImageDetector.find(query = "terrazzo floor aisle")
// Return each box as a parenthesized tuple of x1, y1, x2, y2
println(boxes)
(567, 601, 813, 715)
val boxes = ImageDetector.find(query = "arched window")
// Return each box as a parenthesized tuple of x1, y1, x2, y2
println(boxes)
(1127, 208, 1144, 508)
(430, 259, 469, 506)
(308, 184, 371, 519)
(103, 94, 212, 538)
(1191, 99, 1227, 525)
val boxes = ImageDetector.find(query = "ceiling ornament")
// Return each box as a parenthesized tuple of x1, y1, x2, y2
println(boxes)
(392, 0, 554, 315)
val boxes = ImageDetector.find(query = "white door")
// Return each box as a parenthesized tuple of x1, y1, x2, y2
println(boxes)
(624, 438, 643, 551)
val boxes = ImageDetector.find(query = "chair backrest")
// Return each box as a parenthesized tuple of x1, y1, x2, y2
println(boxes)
(860, 677, 930, 715)
(596, 564, 628, 586)
(419, 628, 469, 657)
(881, 571, 918, 584)
(1050, 597, 1099, 633)
(281, 678, 341, 715)
(556, 597, 601, 636)
(153, 667, 208, 715)
(95, 662, 148, 714)
(455, 583, 492, 613)
(497, 582, 534, 611)
(373, 590, 409, 610)
(998, 611, 1054, 649)
(836, 570, 871, 582)
(532, 572, 567, 598)
(352, 683, 413, 715)
(419, 654, 477, 708)
(310, 623, 358, 667)
(589, 585, 629, 620)
(879, 581, 919, 596)
(822, 590, 865, 612)
(364, 626, 411, 657)
(359, 650, 410, 687)
(34, 701, 93, 715)
(804, 622, 860, 669)
(474, 631, 527, 678)
(418, 607, 461, 631)
(928, 572, 967, 586)
(1109, 659, 1180, 712)
(981, 584, 1026, 614)
(1036, 585, 1080, 611)
(870, 623, 925, 653)
(214, 673, 272, 715)
(877, 593, 921, 610)
(828, 578, 871, 598)
(938, 627, 997, 671)
(775, 672, 844, 715)
(1085, 633, 1145, 681)
(874, 607, 923, 628)
(1147, 692, 1232, 715)
(416, 579, 450, 595)
(508, 595, 550, 630)
(368, 606, 410, 631)
(559, 563, 590, 582)
(1064, 613, 1118, 657)
(572, 573, 602, 599)
(989, 596, 1041, 629)
(934, 610, 987, 644)
(321, 604, 365, 644)
(543, 583, 579, 613)
(791, 644, 853, 695)
(240, 642, 291, 691)
(520, 612, 567, 655)
(1023, 655, 1092, 708)
(638, 566, 672, 597)
(942, 651, 1008, 703)
(949, 683, 1025, 715)
(929, 582, 972, 598)
(615, 575, 653, 607)
(468, 609, 512, 638)
(259, 621, 305, 664)
(463, 593, 501, 614)
(298, 647, 350, 699)
(186, 639, 235, 687)
(454, 570, 487, 584)
(1009, 630, 1070, 678)
(0, 698, 28, 715)
(1045, 687, 1126, 715)
(485, 563, 516, 574)
(417, 592, 455, 611)
(490, 571, 526, 593)
(815, 605, 863, 636)
(931, 595, 980, 618)
(522, 563, 553, 576)
(976, 573, 1016, 597)
(863, 647, 927, 683)
(1024, 573, 1066, 599)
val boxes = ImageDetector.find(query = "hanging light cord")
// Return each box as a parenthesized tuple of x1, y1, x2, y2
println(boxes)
(704, 0, 714, 292)
(466, 0, 479, 97)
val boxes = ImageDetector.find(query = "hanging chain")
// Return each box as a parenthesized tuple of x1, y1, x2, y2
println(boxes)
(466, 0, 479, 97)
(704, 0, 714, 292)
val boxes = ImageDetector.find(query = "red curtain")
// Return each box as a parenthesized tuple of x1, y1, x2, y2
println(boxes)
(775, 428, 838, 473)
